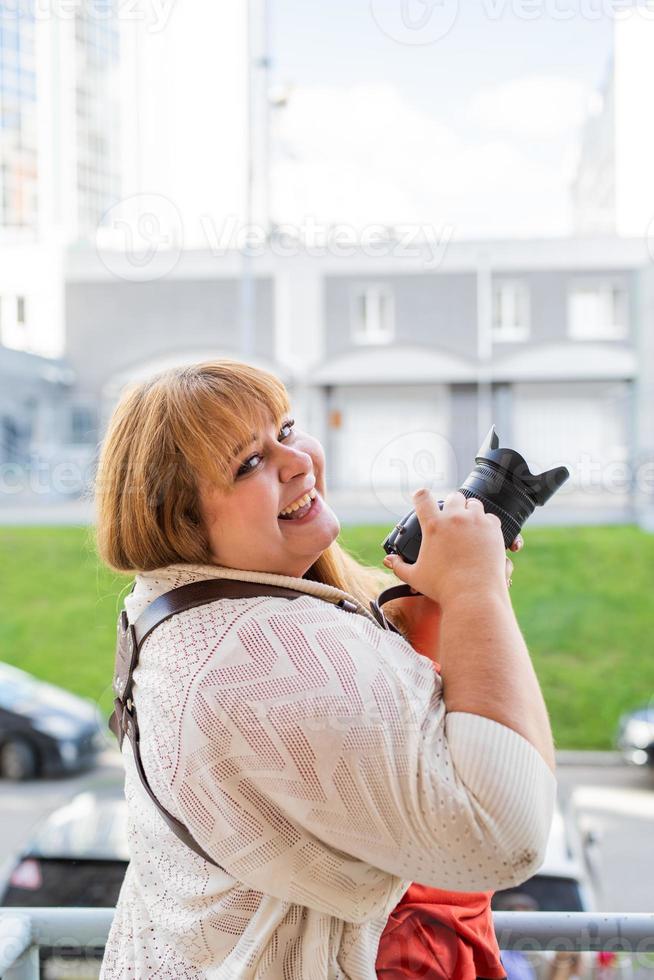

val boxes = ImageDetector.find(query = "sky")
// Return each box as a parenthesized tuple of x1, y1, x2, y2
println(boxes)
(262, 1, 616, 238)
(120, 1, 634, 251)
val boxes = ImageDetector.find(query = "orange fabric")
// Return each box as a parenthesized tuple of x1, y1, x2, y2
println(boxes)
(376, 883, 506, 980)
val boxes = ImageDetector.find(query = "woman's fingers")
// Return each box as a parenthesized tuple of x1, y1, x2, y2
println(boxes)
(507, 534, 522, 587)
(443, 490, 466, 511)
(386, 490, 521, 591)
(382, 550, 415, 587)
(411, 487, 445, 523)
(387, 551, 516, 590)
(384, 555, 513, 591)
(412, 491, 525, 554)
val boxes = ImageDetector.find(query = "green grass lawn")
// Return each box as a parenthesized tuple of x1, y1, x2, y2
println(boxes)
(1, 524, 652, 749)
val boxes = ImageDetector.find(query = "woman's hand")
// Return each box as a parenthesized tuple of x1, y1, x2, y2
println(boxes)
(383, 527, 523, 665)
(383, 494, 555, 770)
(382, 490, 513, 609)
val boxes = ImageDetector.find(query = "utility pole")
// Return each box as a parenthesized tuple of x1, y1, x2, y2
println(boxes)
(239, 0, 271, 359)
(476, 250, 494, 440)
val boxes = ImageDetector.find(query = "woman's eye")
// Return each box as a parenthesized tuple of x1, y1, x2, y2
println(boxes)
(236, 454, 262, 477)
(236, 419, 295, 476)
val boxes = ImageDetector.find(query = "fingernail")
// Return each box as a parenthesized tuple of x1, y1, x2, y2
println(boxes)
(383, 555, 394, 566)
(413, 488, 427, 499)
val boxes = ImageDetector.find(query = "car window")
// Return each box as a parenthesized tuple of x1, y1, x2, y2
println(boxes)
(0, 676, 37, 712)
(0, 667, 95, 720)
(31, 804, 129, 861)
(492, 875, 584, 912)
(1, 859, 128, 908)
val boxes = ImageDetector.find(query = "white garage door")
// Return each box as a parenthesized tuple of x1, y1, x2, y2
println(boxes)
(512, 381, 630, 492)
(329, 385, 452, 492)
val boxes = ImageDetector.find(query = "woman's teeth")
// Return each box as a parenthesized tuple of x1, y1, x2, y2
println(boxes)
(278, 488, 317, 519)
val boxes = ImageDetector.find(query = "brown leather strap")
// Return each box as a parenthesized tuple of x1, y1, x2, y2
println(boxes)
(133, 578, 352, 649)
(111, 697, 221, 866)
(370, 583, 415, 631)
(109, 577, 369, 871)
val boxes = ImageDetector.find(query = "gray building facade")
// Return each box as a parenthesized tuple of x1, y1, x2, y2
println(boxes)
(4, 235, 651, 527)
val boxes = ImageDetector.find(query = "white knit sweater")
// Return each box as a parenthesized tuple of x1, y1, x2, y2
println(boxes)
(100, 562, 556, 980)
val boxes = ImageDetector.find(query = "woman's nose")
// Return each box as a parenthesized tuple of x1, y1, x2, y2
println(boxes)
(278, 444, 312, 482)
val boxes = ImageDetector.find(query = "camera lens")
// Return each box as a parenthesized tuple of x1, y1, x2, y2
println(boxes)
(382, 426, 569, 563)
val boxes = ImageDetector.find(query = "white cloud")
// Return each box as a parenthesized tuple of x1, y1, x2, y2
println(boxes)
(272, 80, 582, 237)
(469, 74, 593, 140)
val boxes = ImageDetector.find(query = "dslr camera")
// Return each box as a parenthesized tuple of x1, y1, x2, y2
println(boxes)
(370, 426, 569, 627)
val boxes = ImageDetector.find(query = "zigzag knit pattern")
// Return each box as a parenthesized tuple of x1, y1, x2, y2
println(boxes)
(100, 562, 556, 980)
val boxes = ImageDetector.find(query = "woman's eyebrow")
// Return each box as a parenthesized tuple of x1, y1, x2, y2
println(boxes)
(230, 413, 292, 458)
(231, 433, 258, 458)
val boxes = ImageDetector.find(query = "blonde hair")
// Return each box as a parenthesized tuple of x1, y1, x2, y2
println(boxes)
(94, 359, 397, 617)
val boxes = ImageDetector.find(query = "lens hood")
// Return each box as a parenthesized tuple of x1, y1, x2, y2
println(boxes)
(474, 426, 570, 508)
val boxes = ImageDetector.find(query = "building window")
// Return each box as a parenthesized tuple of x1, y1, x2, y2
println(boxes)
(0, 294, 29, 349)
(1, 416, 23, 465)
(70, 405, 96, 445)
(351, 286, 394, 345)
(568, 282, 628, 340)
(492, 280, 530, 342)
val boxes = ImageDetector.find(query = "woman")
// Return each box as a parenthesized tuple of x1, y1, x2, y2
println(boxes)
(96, 359, 556, 979)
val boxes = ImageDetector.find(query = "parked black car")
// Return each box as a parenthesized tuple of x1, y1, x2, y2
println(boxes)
(0, 788, 129, 977)
(0, 788, 129, 907)
(0, 662, 105, 779)
(616, 704, 654, 766)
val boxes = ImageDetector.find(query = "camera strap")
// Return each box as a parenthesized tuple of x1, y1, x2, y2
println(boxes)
(109, 576, 409, 868)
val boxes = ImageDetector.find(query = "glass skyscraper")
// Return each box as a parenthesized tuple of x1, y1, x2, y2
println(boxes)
(0, 0, 38, 230)
(0, 0, 121, 240)
(72, 0, 121, 236)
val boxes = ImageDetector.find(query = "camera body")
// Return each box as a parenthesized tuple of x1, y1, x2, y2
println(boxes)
(382, 426, 570, 564)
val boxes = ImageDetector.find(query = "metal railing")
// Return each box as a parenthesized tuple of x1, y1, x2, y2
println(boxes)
(1, 909, 654, 977)
(0, 909, 112, 978)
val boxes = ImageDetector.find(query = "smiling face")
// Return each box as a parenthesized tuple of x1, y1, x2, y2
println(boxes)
(197, 409, 341, 578)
